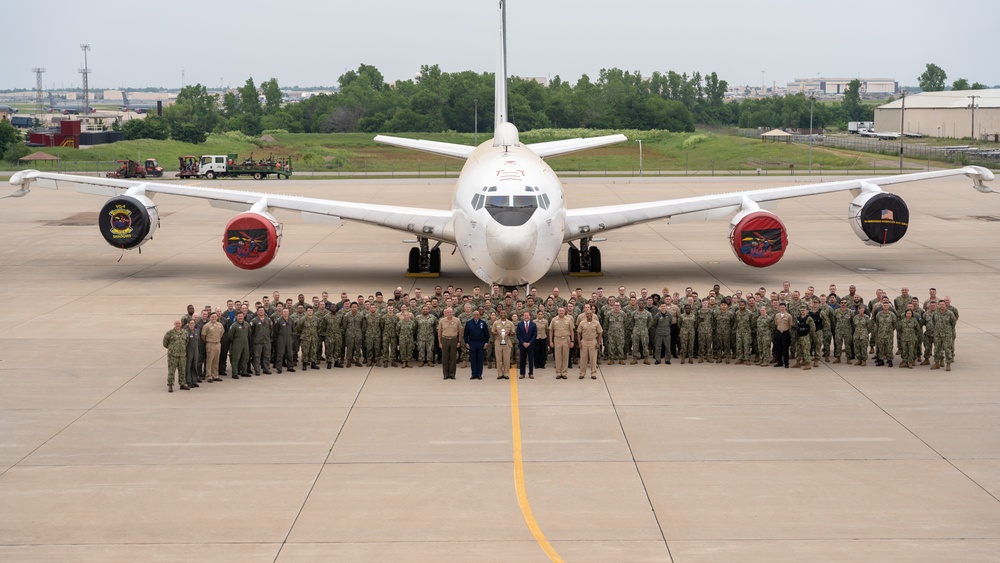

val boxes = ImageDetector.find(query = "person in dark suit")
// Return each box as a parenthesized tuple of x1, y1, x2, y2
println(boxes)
(516, 312, 537, 379)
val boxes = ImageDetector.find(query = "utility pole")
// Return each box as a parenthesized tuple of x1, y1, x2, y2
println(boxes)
(32, 67, 45, 115)
(808, 96, 815, 174)
(473, 98, 478, 144)
(637, 139, 643, 176)
(899, 91, 905, 173)
(968, 94, 979, 141)
(79, 44, 91, 115)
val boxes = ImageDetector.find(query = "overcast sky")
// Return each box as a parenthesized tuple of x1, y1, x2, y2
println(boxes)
(2, 0, 996, 92)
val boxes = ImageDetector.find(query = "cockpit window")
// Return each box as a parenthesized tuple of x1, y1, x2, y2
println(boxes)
(484, 195, 539, 227)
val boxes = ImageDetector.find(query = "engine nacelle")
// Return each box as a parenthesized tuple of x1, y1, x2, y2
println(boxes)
(98, 194, 159, 249)
(223, 211, 282, 269)
(729, 210, 788, 267)
(849, 191, 909, 246)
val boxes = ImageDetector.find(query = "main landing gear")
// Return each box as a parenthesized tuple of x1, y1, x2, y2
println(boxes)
(406, 237, 442, 277)
(567, 237, 602, 276)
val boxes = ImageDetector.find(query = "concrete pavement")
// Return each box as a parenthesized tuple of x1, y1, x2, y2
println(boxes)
(0, 174, 997, 562)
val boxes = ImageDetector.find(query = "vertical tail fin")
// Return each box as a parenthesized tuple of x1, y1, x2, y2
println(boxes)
(494, 0, 508, 130)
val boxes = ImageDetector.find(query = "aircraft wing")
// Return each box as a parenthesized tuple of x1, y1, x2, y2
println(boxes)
(374, 135, 475, 160)
(563, 166, 995, 242)
(8, 170, 457, 243)
(526, 134, 628, 158)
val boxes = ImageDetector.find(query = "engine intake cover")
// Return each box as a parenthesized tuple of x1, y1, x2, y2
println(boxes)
(729, 210, 788, 267)
(223, 212, 281, 269)
(98, 195, 157, 249)
(849, 192, 909, 246)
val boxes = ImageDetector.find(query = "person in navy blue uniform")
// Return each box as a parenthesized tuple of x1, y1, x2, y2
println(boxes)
(463, 309, 490, 380)
(516, 312, 537, 379)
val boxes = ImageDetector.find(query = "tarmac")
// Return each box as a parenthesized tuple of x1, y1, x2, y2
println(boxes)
(0, 173, 998, 562)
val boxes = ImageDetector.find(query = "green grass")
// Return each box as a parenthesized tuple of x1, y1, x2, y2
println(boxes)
(9, 129, 976, 176)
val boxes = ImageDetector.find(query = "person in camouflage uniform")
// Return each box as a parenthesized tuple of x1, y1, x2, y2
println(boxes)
(324, 306, 346, 369)
(397, 307, 416, 368)
(820, 296, 835, 360)
(807, 300, 825, 367)
(898, 308, 920, 369)
(930, 300, 956, 371)
(250, 306, 273, 375)
(851, 304, 872, 366)
(298, 307, 321, 370)
(342, 302, 366, 367)
(162, 320, 188, 392)
(381, 304, 400, 367)
(793, 307, 816, 369)
(832, 298, 853, 363)
(364, 304, 382, 367)
(733, 300, 754, 365)
(873, 301, 897, 367)
(457, 303, 473, 369)
(415, 305, 438, 366)
(290, 304, 306, 366)
(714, 302, 735, 364)
(630, 301, 653, 364)
(755, 306, 773, 366)
(696, 298, 715, 363)
(678, 305, 697, 364)
(606, 302, 627, 365)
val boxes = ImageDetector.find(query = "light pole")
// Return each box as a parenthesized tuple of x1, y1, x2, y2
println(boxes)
(808, 96, 815, 174)
(473, 99, 478, 144)
(899, 91, 906, 173)
(637, 139, 643, 176)
(968, 94, 979, 141)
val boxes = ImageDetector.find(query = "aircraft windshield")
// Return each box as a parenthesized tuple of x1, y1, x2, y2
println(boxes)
(482, 195, 539, 227)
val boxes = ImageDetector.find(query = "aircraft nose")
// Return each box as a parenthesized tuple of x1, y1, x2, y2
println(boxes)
(486, 221, 537, 270)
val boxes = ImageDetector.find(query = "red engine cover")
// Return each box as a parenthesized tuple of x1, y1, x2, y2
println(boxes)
(730, 211, 788, 267)
(223, 213, 280, 270)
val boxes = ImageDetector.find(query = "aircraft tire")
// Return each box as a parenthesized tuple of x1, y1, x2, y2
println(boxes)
(589, 247, 602, 273)
(429, 247, 441, 273)
(568, 246, 581, 273)
(408, 247, 420, 273)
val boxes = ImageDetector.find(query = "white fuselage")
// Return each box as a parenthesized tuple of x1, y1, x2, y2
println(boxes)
(450, 140, 566, 286)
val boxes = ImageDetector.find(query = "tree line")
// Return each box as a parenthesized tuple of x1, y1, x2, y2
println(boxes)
(124, 65, 890, 144)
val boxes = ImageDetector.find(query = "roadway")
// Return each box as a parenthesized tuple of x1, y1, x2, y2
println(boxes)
(0, 175, 998, 562)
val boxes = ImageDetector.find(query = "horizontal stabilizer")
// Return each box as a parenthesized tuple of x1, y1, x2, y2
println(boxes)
(374, 135, 475, 160)
(527, 134, 628, 158)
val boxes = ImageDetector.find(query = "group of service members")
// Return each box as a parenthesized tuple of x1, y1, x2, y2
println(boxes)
(160, 283, 959, 392)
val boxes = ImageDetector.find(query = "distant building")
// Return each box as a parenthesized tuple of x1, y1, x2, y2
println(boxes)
(874, 89, 1000, 140)
(787, 77, 897, 96)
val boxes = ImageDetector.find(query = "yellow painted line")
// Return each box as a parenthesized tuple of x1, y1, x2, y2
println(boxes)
(509, 366, 564, 562)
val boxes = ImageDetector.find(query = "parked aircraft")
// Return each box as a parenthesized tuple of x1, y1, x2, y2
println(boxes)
(47, 93, 93, 115)
(0, 105, 18, 114)
(120, 92, 164, 113)
(6, 1, 997, 286)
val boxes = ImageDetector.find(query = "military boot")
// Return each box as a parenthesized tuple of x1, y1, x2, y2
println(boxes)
(812, 359, 819, 367)
(643, 357, 650, 365)
(630, 357, 638, 365)
(833, 356, 841, 364)
(920, 358, 930, 366)
(698, 357, 704, 364)
(311, 363, 319, 369)
(688, 358, 694, 364)
(724, 358, 730, 364)
(930, 361, 940, 370)
(327, 361, 333, 369)
(803, 363, 811, 370)
(735, 358, 744, 365)
(945, 362, 951, 372)
(886, 360, 892, 368)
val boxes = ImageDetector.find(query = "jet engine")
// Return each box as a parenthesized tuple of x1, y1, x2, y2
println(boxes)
(728, 209, 788, 267)
(848, 191, 908, 246)
(222, 211, 282, 269)
(98, 194, 159, 249)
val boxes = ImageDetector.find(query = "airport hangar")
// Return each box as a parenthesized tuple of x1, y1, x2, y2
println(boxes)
(875, 88, 1000, 140)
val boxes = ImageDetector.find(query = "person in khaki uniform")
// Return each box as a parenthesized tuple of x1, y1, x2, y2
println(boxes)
(201, 312, 225, 382)
(493, 309, 515, 379)
(577, 310, 603, 379)
(437, 307, 462, 380)
(549, 307, 574, 379)
(533, 309, 549, 369)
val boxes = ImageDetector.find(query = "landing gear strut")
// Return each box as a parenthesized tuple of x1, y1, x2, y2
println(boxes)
(406, 237, 442, 276)
(567, 238, 602, 275)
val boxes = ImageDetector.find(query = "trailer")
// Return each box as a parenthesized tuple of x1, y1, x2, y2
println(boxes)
(191, 153, 293, 180)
